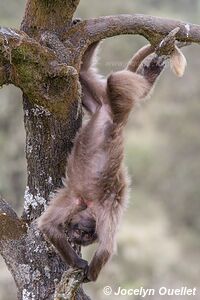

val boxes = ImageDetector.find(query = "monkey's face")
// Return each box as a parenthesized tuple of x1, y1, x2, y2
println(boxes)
(68, 211, 98, 246)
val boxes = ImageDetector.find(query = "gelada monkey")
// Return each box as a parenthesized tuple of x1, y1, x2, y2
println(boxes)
(38, 41, 186, 282)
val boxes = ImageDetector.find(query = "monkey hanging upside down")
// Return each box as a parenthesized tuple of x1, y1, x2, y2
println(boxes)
(38, 41, 186, 282)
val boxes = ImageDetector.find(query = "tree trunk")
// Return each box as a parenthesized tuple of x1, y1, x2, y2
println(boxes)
(0, 1, 86, 299)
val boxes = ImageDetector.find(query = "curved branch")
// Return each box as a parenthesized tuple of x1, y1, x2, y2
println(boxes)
(0, 197, 27, 242)
(68, 14, 200, 47)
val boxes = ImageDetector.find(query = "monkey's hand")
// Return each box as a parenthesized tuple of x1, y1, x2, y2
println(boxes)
(73, 257, 89, 272)
(73, 257, 89, 282)
(82, 264, 97, 283)
(82, 270, 91, 283)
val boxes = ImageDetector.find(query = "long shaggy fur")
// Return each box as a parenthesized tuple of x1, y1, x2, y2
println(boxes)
(38, 42, 186, 282)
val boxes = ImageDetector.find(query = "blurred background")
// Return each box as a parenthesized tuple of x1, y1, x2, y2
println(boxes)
(0, 1, 200, 299)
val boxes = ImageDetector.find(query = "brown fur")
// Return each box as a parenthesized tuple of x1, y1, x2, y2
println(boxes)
(38, 43, 166, 282)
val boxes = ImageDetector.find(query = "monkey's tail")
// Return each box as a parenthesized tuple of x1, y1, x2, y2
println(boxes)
(170, 46, 187, 77)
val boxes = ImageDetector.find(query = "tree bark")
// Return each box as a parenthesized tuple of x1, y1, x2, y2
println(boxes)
(21, 0, 80, 37)
(0, 1, 200, 300)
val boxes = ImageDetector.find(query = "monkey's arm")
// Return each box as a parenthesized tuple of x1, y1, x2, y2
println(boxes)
(38, 189, 88, 270)
(42, 221, 88, 269)
(86, 243, 112, 282)
(85, 206, 119, 282)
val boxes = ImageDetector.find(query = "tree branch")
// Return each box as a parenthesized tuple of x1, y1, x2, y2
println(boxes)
(21, 0, 81, 35)
(0, 27, 79, 118)
(67, 14, 200, 48)
(0, 65, 9, 86)
(54, 268, 90, 300)
(0, 197, 27, 242)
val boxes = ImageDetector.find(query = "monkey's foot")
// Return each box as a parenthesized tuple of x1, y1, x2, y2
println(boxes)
(142, 55, 165, 84)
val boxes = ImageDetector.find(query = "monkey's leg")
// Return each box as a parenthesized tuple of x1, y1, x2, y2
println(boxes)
(81, 42, 100, 72)
(80, 74, 104, 114)
(72, 97, 113, 152)
(126, 44, 165, 85)
(80, 42, 106, 114)
(38, 190, 88, 270)
(126, 44, 154, 72)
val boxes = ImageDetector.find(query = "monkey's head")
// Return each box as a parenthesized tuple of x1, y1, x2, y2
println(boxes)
(68, 210, 98, 246)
